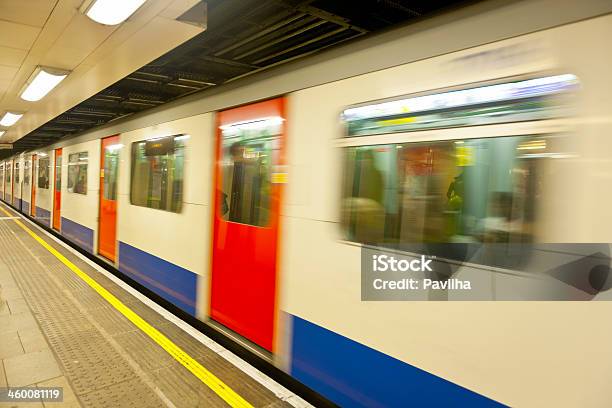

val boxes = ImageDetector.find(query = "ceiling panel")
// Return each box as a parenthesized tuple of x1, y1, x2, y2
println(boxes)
(42, 14, 116, 68)
(0, 0, 58, 27)
(0, 79, 10, 92)
(0, 46, 28, 67)
(0, 0, 205, 147)
(0, 65, 19, 81)
(0, 20, 41, 50)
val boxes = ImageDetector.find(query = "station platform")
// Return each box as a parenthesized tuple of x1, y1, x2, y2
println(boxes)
(0, 202, 307, 408)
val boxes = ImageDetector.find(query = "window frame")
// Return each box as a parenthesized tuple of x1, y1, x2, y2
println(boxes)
(337, 75, 576, 272)
(340, 72, 578, 138)
(129, 134, 187, 213)
(24, 159, 31, 186)
(67, 151, 88, 195)
(216, 119, 283, 228)
(38, 156, 50, 189)
(14, 161, 20, 184)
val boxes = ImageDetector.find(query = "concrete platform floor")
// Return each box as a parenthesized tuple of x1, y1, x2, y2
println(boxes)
(0, 202, 308, 408)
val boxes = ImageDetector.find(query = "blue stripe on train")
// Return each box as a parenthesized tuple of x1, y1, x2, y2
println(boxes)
(22, 200, 30, 215)
(118, 241, 197, 316)
(61, 217, 94, 253)
(290, 314, 505, 408)
(35, 207, 50, 227)
(4, 194, 11, 204)
(12, 198, 21, 210)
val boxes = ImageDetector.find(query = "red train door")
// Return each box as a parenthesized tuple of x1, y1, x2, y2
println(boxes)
(31, 155, 37, 216)
(210, 97, 286, 351)
(98, 135, 120, 261)
(53, 148, 62, 230)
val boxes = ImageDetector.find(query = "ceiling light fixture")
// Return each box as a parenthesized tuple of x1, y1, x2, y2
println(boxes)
(82, 0, 148, 26)
(0, 112, 24, 127)
(20, 67, 70, 102)
(0, 131, 5, 137)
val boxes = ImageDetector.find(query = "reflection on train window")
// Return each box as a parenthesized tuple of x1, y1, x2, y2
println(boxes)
(219, 117, 281, 227)
(68, 152, 88, 195)
(38, 157, 49, 189)
(103, 144, 120, 201)
(130, 135, 185, 213)
(342, 136, 545, 251)
(24, 160, 30, 185)
(55, 156, 62, 191)
(14, 162, 19, 184)
(5, 164, 9, 184)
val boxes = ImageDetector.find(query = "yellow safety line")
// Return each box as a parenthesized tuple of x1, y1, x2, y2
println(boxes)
(0, 205, 253, 408)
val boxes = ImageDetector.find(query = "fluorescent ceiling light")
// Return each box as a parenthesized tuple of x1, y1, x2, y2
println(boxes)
(84, 0, 147, 25)
(20, 67, 70, 102)
(0, 112, 23, 127)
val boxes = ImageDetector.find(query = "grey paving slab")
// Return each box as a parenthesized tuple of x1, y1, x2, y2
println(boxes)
(112, 331, 175, 371)
(0, 313, 38, 335)
(0, 286, 24, 301)
(152, 362, 226, 407)
(0, 331, 23, 359)
(0, 273, 18, 288)
(86, 307, 136, 336)
(0, 400, 44, 407)
(3, 349, 62, 387)
(0, 361, 6, 388)
(0, 301, 9, 316)
(7, 298, 29, 314)
(78, 378, 166, 408)
(38, 376, 81, 408)
(18, 328, 49, 354)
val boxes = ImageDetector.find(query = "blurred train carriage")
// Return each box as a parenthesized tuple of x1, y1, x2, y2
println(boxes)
(2, 1, 612, 406)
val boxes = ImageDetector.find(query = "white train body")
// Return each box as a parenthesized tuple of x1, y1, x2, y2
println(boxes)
(2, 1, 612, 406)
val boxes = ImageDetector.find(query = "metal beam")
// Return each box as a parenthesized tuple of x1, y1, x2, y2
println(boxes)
(233, 19, 327, 60)
(252, 26, 349, 64)
(213, 12, 306, 57)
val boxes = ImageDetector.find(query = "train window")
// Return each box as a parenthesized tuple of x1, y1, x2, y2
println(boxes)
(341, 135, 545, 261)
(14, 162, 19, 184)
(38, 157, 49, 189)
(130, 135, 185, 213)
(5, 164, 10, 183)
(55, 155, 62, 191)
(24, 160, 30, 185)
(342, 74, 578, 137)
(218, 118, 281, 227)
(103, 144, 120, 200)
(67, 152, 88, 194)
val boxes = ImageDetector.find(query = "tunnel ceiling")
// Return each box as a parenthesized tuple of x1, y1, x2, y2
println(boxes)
(5, 0, 474, 157)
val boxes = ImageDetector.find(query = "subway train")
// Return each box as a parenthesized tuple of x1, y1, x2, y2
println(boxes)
(2, 1, 612, 406)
